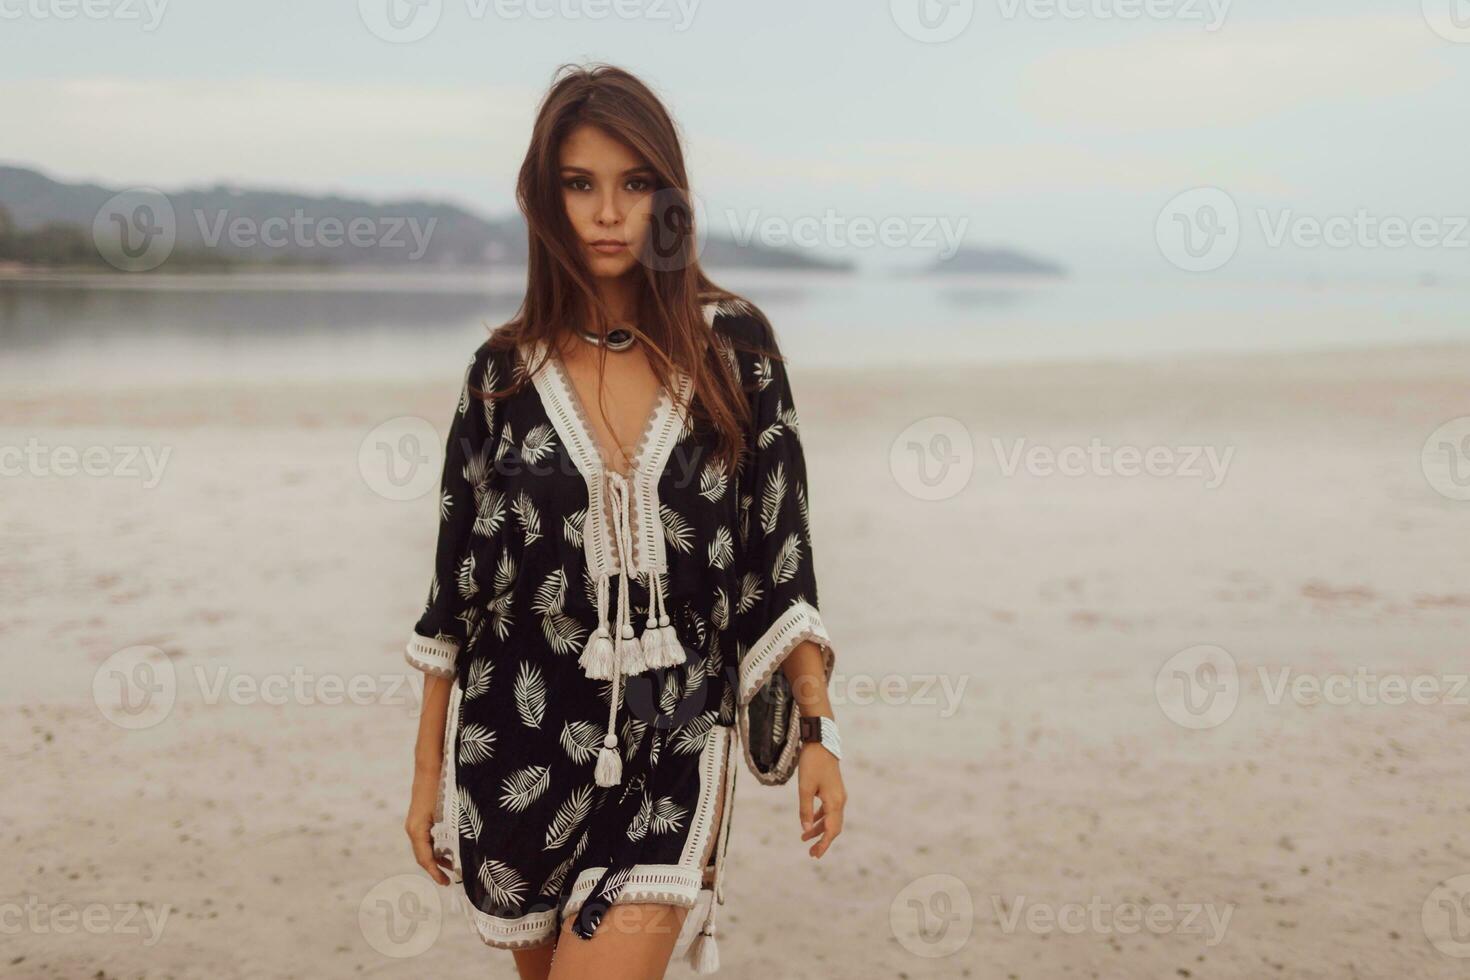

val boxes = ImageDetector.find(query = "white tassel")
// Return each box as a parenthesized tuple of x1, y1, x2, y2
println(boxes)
(652, 573, 687, 667)
(687, 925, 719, 973)
(616, 623, 647, 674)
(579, 573, 616, 679)
(594, 731, 622, 787)
(579, 627, 615, 679)
(657, 622, 687, 667)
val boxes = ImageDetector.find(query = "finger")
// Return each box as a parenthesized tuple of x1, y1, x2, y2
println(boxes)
(411, 829, 450, 886)
(809, 794, 843, 858)
(799, 783, 816, 833)
(800, 811, 826, 841)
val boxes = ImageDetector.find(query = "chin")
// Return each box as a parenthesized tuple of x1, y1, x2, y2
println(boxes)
(589, 254, 638, 279)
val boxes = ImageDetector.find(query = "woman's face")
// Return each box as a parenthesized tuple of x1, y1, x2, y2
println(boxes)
(558, 123, 656, 281)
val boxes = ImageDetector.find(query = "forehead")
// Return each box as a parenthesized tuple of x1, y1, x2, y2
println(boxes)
(558, 124, 648, 172)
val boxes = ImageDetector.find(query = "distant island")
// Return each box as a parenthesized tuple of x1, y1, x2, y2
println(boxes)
(915, 245, 1067, 278)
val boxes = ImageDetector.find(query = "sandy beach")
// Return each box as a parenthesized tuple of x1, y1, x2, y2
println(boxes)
(5, 340, 1470, 979)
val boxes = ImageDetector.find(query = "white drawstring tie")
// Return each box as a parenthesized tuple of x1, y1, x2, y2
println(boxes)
(582, 469, 687, 787)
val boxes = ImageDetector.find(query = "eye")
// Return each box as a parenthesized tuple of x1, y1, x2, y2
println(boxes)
(626, 177, 652, 192)
(564, 177, 591, 192)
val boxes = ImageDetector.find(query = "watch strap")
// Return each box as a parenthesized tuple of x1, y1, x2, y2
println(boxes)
(798, 715, 842, 760)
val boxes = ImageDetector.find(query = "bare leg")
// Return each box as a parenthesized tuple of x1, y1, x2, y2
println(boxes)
(512, 936, 557, 980)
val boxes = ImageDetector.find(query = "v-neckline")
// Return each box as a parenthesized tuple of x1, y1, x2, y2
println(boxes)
(542, 347, 668, 480)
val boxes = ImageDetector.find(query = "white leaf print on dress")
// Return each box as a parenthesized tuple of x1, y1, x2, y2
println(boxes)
(531, 568, 586, 655)
(737, 491, 753, 549)
(513, 661, 547, 728)
(626, 790, 653, 842)
(464, 657, 494, 700)
(456, 553, 478, 600)
(623, 791, 687, 843)
(520, 422, 556, 464)
(618, 715, 648, 765)
(496, 422, 516, 463)
(773, 532, 803, 585)
(707, 525, 733, 569)
(456, 785, 483, 840)
(544, 783, 594, 850)
(480, 358, 498, 435)
(736, 571, 763, 614)
(698, 460, 728, 502)
(478, 858, 529, 909)
(757, 416, 784, 450)
(752, 354, 773, 391)
(670, 711, 716, 755)
(760, 461, 787, 535)
(560, 720, 604, 765)
(711, 586, 730, 630)
(499, 764, 552, 813)
(513, 490, 543, 546)
(563, 507, 586, 548)
(458, 723, 496, 766)
(780, 401, 800, 438)
(597, 864, 637, 902)
(488, 552, 516, 640)
(660, 503, 694, 554)
(473, 485, 506, 539)
(651, 796, 689, 835)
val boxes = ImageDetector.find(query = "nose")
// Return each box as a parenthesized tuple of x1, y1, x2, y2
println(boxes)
(596, 188, 622, 228)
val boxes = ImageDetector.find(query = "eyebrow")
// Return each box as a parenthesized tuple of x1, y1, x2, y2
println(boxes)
(559, 165, 656, 176)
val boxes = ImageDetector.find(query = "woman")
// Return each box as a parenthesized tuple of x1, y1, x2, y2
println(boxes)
(402, 64, 846, 979)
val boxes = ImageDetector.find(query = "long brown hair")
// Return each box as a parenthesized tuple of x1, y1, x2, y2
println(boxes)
(479, 62, 772, 474)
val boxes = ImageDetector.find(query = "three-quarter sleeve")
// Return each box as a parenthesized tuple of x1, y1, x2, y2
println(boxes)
(405, 342, 504, 679)
(728, 311, 837, 786)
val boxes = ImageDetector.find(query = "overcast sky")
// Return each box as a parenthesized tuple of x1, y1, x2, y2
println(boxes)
(2, 0, 1466, 277)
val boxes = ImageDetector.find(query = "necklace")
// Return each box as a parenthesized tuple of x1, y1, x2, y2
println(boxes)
(577, 325, 637, 352)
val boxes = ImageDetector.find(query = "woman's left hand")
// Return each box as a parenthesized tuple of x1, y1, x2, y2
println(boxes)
(798, 740, 846, 858)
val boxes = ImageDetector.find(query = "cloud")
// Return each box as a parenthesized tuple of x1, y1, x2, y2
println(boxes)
(1017, 14, 1454, 129)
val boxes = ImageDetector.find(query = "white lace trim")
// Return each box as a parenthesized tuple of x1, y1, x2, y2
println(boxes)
(405, 631, 457, 678)
(681, 724, 729, 866)
(736, 600, 836, 786)
(528, 343, 619, 578)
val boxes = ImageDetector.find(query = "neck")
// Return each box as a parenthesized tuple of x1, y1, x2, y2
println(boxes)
(591, 272, 639, 328)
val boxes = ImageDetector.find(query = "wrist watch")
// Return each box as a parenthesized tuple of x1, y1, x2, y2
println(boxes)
(798, 715, 842, 760)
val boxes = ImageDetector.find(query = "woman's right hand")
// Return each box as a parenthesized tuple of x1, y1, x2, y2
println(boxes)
(407, 752, 453, 885)
(407, 672, 456, 886)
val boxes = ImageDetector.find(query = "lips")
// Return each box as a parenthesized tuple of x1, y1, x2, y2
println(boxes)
(590, 239, 626, 253)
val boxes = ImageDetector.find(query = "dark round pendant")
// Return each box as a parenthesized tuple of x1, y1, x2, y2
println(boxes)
(605, 327, 634, 351)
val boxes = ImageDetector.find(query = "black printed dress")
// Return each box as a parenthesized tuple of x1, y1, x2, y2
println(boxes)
(402, 296, 838, 968)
